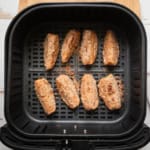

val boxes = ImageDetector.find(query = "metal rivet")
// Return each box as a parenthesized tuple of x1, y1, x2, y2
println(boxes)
(65, 139, 68, 145)
(63, 129, 66, 134)
(84, 129, 87, 134)
(74, 125, 77, 130)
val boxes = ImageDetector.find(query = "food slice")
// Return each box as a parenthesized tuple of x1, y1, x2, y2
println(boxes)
(61, 29, 80, 63)
(103, 30, 119, 65)
(56, 74, 80, 109)
(81, 74, 99, 111)
(44, 33, 59, 70)
(34, 78, 56, 115)
(80, 30, 98, 65)
(98, 74, 122, 110)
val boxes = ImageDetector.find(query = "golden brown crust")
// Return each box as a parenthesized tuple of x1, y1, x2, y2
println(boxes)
(80, 30, 98, 65)
(61, 30, 80, 63)
(56, 74, 80, 109)
(71, 76, 80, 94)
(103, 30, 119, 65)
(115, 76, 124, 100)
(81, 74, 99, 111)
(98, 74, 122, 110)
(44, 33, 59, 70)
(34, 78, 56, 115)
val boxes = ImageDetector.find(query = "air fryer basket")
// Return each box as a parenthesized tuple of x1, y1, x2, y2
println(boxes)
(1, 125, 150, 150)
(4, 3, 146, 139)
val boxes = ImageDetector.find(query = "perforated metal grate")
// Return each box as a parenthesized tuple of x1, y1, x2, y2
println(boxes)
(23, 22, 128, 121)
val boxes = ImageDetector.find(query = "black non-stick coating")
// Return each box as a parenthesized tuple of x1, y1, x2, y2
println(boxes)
(24, 22, 127, 121)
(4, 3, 146, 137)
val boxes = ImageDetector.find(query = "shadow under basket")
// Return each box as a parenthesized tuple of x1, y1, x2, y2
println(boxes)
(1, 2, 149, 150)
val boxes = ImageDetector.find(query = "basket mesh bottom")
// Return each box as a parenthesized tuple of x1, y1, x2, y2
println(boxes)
(23, 22, 128, 121)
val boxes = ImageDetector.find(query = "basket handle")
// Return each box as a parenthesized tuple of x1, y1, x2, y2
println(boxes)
(69, 126, 150, 150)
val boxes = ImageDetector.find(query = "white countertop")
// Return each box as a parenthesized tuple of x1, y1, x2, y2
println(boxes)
(0, 0, 150, 149)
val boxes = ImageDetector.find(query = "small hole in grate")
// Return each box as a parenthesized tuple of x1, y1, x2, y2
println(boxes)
(108, 116, 112, 119)
(101, 112, 105, 115)
(101, 116, 106, 119)
(32, 111, 37, 114)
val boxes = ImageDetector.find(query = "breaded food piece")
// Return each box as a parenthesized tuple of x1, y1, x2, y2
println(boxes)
(80, 30, 98, 65)
(56, 74, 80, 109)
(103, 30, 119, 65)
(115, 76, 124, 99)
(34, 78, 56, 115)
(81, 74, 99, 111)
(44, 33, 59, 70)
(61, 30, 80, 63)
(98, 74, 122, 110)
(72, 76, 80, 94)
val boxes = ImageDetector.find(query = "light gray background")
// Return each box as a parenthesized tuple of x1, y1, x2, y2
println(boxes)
(0, 0, 150, 149)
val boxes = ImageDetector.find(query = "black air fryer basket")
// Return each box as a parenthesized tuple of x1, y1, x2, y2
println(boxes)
(0, 3, 149, 150)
